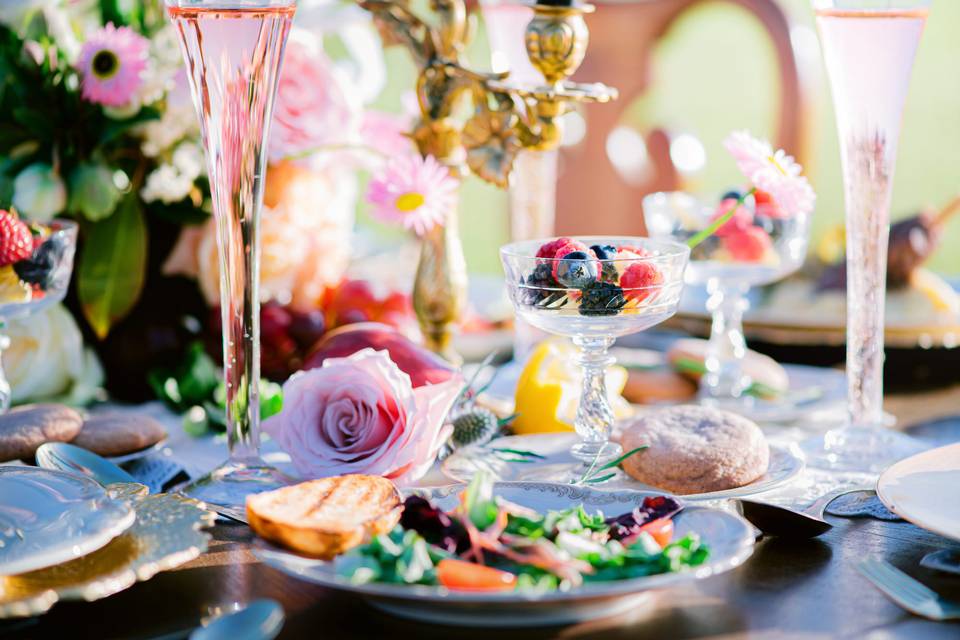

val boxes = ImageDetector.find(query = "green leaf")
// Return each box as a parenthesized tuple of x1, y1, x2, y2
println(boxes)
(99, 106, 160, 146)
(99, 0, 142, 27)
(77, 194, 147, 338)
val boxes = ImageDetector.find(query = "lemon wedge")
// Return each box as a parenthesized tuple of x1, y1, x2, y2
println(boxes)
(513, 338, 632, 435)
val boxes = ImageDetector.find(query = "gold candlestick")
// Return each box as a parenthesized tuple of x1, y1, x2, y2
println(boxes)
(358, 0, 617, 361)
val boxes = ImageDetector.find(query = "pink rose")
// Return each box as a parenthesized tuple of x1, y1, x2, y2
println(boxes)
(269, 34, 360, 163)
(263, 348, 462, 485)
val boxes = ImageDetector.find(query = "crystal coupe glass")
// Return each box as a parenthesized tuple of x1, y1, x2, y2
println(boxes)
(167, 0, 296, 511)
(501, 237, 689, 477)
(644, 191, 809, 418)
(805, 0, 930, 472)
(0, 220, 77, 413)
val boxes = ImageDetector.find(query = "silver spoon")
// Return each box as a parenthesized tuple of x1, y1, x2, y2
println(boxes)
(36, 442, 137, 485)
(35, 442, 248, 524)
(189, 600, 284, 640)
(734, 487, 872, 538)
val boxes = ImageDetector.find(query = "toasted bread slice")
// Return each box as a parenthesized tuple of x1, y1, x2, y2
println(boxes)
(247, 475, 403, 559)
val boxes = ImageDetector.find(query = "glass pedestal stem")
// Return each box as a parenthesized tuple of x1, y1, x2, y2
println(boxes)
(0, 329, 10, 414)
(703, 279, 751, 400)
(570, 335, 621, 464)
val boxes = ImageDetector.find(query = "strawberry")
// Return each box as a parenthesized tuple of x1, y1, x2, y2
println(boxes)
(620, 262, 663, 303)
(0, 210, 35, 267)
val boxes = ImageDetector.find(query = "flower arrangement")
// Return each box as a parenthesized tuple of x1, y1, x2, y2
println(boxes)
(0, 2, 431, 401)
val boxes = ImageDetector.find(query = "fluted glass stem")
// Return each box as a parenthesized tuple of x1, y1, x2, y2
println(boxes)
(703, 279, 751, 400)
(570, 336, 621, 465)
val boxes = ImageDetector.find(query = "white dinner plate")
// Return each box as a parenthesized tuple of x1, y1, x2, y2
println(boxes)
(0, 467, 136, 576)
(441, 433, 804, 501)
(876, 442, 960, 543)
(254, 482, 754, 627)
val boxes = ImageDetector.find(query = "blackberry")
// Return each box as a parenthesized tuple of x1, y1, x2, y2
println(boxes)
(450, 407, 499, 448)
(13, 235, 65, 289)
(522, 262, 563, 307)
(579, 280, 626, 316)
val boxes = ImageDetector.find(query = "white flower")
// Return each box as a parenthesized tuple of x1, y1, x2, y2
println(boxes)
(140, 142, 203, 204)
(723, 130, 816, 218)
(12, 163, 67, 221)
(137, 105, 197, 157)
(5, 304, 104, 405)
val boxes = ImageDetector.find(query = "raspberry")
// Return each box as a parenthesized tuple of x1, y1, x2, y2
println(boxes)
(0, 211, 35, 267)
(535, 237, 574, 259)
(722, 225, 773, 262)
(620, 262, 664, 303)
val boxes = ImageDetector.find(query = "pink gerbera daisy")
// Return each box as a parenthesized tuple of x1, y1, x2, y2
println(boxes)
(366, 154, 458, 236)
(723, 130, 816, 218)
(76, 23, 149, 107)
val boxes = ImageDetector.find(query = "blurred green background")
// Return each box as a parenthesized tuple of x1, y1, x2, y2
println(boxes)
(358, 0, 960, 277)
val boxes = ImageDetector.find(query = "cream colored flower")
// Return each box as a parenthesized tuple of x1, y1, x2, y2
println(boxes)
(5, 304, 103, 404)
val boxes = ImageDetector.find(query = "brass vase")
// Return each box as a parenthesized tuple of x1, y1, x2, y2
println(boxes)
(413, 200, 468, 365)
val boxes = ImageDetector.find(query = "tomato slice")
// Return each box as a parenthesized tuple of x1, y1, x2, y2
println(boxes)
(436, 559, 517, 591)
(639, 518, 674, 548)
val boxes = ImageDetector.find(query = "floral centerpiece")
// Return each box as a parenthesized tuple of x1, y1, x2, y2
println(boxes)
(0, 0, 422, 401)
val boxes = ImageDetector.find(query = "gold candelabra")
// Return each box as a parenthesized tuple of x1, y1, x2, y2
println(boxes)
(357, 0, 618, 361)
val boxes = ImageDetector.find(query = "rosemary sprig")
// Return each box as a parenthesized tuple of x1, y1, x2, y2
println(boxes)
(672, 357, 780, 399)
(577, 445, 649, 485)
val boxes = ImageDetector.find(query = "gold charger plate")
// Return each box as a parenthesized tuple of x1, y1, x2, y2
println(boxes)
(0, 484, 215, 619)
(668, 313, 960, 349)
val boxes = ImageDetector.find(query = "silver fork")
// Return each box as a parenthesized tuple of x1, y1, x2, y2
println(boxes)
(858, 557, 960, 621)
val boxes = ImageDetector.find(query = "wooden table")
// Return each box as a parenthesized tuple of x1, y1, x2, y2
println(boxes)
(6, 388, 960, 640)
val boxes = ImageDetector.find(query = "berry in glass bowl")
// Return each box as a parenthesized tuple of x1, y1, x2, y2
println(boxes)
(500, 236, 689, 479)
(0, 213, 78, 411)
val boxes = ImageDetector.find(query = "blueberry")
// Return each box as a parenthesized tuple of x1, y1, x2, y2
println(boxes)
(555, 251, 598, 288)
(13, 235, 65, 290)
(720, 190, 743, 203)
(589, 244, 617, 260)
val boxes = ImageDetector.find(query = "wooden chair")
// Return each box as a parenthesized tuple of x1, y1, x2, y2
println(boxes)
(555, 0, 810, 236)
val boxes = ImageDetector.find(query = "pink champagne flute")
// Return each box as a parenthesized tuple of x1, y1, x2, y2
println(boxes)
(167, 0, 296, 511)
(804, 0, 930, 472)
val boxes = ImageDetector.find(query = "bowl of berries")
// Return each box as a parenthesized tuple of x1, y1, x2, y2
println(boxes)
(0, 211, 78, 411)
(643, 190, 810, 416)
(500, 236, 689, 479)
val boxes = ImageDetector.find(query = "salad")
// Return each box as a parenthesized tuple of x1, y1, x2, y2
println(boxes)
(336, 474, 710, 593)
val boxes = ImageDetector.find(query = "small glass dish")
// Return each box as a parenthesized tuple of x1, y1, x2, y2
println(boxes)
(644, 191, 810, 417)
(500, 236, 689, 479)
(0, 219, 78, 412)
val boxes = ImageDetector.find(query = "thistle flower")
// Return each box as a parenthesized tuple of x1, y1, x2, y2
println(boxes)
(366, 154, 458, 236)
(76, 23, 148, 108)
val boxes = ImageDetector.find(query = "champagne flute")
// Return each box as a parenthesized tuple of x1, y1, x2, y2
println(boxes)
(167, 0, 296, 510)
(805, 0, 930, 471)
